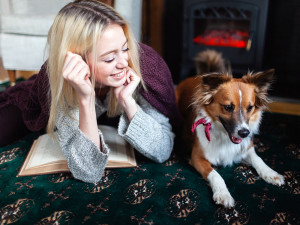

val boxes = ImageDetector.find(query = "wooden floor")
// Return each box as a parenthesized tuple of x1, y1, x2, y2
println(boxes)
(0, 57, 38, 83)
(0, 58, 8, 82)
(268, 98, 300, 116)
(0, 70, 37, 82)
(0, 58, 299, 116)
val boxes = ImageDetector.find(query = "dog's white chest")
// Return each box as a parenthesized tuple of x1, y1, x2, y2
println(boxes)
(196, 126, 250, 166)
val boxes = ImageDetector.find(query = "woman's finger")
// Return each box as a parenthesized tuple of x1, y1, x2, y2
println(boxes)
(126, 73, 131, 84)
(71, 62, 89, 81)
(63, 52, 84, 77)
(114, 85, 124, 98)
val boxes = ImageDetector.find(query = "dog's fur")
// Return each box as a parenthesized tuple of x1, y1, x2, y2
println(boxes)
(175, 50, 285, 208)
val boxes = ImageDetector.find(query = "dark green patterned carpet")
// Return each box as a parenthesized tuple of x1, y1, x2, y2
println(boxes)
(0, 81, 299, 225)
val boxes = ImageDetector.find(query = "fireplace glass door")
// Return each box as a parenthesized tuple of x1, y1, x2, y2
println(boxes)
(193, 8, 251, 50)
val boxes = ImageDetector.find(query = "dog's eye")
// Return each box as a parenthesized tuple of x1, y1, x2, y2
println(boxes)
(247, 105, 254, 112)
(224, 104, 234, 112)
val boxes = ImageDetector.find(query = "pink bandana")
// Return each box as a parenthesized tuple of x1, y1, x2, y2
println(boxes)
(191, 118, 212, 141)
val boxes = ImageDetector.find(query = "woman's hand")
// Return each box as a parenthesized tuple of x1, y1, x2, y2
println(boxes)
(62, 52, 94, 101)
(114, 68, 140, 120)
(63, 52, 99, 148)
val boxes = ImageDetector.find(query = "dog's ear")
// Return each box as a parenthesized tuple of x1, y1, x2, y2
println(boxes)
(202, 73, 232, 90)
(193, 73, 231, 105)
(243, 69, 275, 108)
(243, 69, 274, 92)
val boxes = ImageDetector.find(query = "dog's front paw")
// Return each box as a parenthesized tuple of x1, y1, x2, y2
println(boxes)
(208, 170, 235, 208)
(261, 170, 285, 186)
(213, 190, 235, 208)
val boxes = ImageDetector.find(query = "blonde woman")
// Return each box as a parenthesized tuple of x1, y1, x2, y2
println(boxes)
(0, 0, 179, 183)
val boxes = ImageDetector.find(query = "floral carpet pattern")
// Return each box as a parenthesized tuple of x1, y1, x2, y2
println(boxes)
(0, 82, 299, 224)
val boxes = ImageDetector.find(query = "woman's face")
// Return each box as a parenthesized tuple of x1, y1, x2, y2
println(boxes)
(88, 24, 129, 88)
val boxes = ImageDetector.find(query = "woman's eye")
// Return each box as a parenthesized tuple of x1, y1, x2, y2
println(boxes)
(104, 57, 115, 63)
(122, 47, 129, 52)
(224, 104, 234, 112)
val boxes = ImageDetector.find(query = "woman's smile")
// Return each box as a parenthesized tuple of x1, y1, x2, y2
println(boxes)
(111, 70, 126, 80)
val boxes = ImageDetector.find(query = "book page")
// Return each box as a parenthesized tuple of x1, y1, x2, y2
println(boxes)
(28, 134, 66, 168)
(99, 125, 130, 162)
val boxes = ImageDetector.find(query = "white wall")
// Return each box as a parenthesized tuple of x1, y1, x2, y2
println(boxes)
(114, 0, 143, 42)
(0, 0, 11, 58)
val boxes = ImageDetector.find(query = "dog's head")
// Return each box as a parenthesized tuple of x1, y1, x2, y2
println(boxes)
(192, 69, 274, 144)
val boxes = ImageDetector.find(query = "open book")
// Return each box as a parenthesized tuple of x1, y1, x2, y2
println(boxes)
(17, 125, 137, 177)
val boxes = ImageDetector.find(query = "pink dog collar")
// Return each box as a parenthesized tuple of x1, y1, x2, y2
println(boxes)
(191, 118, 212, 141)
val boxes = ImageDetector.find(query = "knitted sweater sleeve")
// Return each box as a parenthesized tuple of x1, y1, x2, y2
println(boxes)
(54, 108, 109, 183)
(118, 94, 175, 163)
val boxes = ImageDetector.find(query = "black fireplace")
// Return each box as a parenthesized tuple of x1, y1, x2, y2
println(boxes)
(179, 0, 269, 81)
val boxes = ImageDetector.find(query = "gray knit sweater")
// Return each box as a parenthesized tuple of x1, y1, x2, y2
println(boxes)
(54, 93, 175, 183)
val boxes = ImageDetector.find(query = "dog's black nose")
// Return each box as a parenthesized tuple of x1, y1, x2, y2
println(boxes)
(238, 129, 250, 138)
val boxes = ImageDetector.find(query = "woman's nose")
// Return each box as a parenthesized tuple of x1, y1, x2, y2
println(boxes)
(116, 53, 128, 68)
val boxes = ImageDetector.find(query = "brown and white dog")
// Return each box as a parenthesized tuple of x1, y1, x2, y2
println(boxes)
(175, 50, 285, 208)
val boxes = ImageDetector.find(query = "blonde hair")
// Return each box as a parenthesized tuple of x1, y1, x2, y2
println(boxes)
(46, 0, 144, 135)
